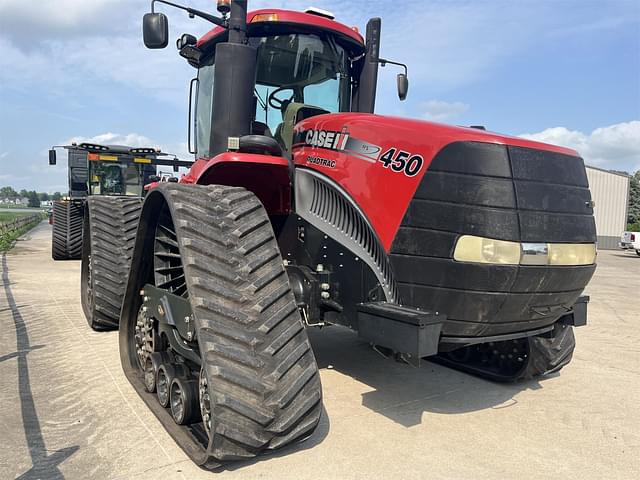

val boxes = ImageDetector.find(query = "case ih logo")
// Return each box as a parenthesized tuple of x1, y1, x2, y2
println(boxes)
(303, 128, 350, 151)
(297, 128, 380, 163)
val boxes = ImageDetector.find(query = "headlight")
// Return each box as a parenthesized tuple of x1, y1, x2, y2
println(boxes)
(548, 243, 596, 266)
(453, 236, 521, 265)
(453, 235, 596, 266)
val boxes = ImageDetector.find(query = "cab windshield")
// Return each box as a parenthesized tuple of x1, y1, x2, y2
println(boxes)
(252, 33, 351, 133)
(88, 162, 146, 196)
(195, 32, 352, 157)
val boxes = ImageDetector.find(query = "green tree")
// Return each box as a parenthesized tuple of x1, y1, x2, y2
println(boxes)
(52, 192, 62, 201)
(628, 170, 639, 230)
(0, 186, 18, 200)
(27, 191, 40, 208)
(19, 189, 28, 198)
(38, 192, 50, 201)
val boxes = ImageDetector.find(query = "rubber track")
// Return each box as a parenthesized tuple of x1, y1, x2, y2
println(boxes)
(520, 322, 575, 380)
(82, 196, 142, 330)
(434, 322, 576, 382)
(163, 184, 322, 462)
(52, 200, 84, 260)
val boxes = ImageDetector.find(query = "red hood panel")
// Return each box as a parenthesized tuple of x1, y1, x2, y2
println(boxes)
(292, 113, 579, 251)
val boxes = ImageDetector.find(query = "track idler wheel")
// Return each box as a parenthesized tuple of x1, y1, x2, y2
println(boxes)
(170, 378, 201, 425)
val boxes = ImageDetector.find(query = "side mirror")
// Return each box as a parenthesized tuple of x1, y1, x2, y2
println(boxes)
(48, 149, 56, 165)
(397, 73, 409, 101)
(143, 13, 169, 49)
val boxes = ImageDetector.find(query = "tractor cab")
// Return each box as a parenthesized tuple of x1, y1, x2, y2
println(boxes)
(48, 143, 193, 197)
(191, 8, 368, 158)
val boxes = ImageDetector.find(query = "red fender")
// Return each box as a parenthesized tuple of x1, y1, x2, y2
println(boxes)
(181, 152, 292, 215)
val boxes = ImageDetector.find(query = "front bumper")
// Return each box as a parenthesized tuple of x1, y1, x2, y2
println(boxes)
(437, 295, 589, 351)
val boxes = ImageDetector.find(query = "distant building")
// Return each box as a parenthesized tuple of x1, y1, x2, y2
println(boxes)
(1, 197, 29, 206)
(40, 200, 53, 208)
(586, 166, 630, 250)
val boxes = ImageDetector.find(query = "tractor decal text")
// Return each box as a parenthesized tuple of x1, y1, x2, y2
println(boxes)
(306, 155, 336, 169)
(303, 129, 350, 151)
(378, 148, 424, 177)
(295, 128, 423, 176)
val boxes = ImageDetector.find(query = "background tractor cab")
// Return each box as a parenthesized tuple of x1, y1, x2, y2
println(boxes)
(47, 142, 192, 260)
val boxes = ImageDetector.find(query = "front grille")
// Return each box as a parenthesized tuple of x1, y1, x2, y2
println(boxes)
(389, 141, 596, 337)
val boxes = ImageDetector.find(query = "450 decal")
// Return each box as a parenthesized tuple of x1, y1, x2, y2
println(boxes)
(378, 148, 424, 177)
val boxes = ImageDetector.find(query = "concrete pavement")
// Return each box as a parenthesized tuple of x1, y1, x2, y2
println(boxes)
(1, 222, 638, 479)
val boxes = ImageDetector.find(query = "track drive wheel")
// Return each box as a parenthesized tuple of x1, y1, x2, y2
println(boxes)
(81, 196, 142, 330)
(121, 184, 322, 467)
(51, 200, 83, 260)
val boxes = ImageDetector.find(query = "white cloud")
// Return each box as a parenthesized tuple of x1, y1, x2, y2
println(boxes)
(520, 121, 640, 173)
(65, 132, 157, 149)
(421, 100, 469, 122)
(0, 0, 132, 43)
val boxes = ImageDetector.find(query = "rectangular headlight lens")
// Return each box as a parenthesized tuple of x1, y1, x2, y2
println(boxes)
(548, 243, 596, 265)
(453, 235, 596, 266)
(453, 235, 521, 265)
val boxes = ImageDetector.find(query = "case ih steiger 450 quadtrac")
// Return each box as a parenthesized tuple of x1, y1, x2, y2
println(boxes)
(82, 0, 596, 468)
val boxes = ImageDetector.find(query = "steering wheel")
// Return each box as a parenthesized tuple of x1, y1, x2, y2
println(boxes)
(268, 87, 295, 111)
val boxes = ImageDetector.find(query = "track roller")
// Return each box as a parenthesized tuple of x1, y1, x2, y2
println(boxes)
(170, 378, 201, 425)
(156, 363, 187, 408)
(145, 352, 172, 393)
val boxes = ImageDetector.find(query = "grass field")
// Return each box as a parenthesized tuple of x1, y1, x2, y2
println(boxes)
(0, 211, 32, 223)
(0, 212, 45, 251)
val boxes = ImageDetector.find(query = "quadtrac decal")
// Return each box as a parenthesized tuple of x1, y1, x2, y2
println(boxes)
(306, 155, 336, 169)
(294, 128, 424, 177)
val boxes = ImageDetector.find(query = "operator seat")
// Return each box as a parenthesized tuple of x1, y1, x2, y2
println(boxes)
(274, 102, 330, 152)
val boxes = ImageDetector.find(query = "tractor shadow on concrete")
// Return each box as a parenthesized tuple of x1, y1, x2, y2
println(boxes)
(3, 254, 80, 480)
(308, 326, 551, 428)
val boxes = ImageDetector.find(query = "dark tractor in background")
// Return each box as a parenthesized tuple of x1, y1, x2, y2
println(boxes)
(48, 143, 191, 329)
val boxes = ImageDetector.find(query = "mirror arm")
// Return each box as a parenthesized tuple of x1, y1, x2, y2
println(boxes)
(151, 0, 227, 27)
(378, 58, 408, 76)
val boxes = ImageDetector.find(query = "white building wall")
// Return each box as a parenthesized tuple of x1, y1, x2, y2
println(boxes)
(586, 166, 630, 249)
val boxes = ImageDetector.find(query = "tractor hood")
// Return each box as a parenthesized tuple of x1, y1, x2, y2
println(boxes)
(292, 112, 582, 251)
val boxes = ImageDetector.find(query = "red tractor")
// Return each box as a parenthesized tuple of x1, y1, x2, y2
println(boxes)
(82, 0, 596, 468)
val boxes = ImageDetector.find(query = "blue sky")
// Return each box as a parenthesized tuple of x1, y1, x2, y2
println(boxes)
(0, 0, 638, 192)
